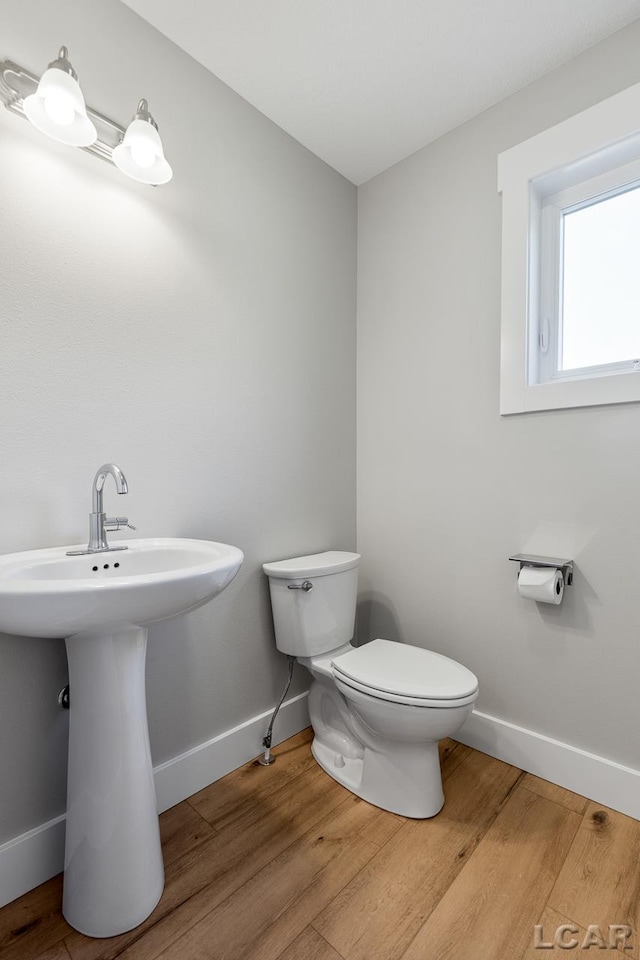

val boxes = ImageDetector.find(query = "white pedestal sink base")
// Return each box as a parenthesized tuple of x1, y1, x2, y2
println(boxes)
(63, 626, 164, 938)
(0, 537, 244, 936)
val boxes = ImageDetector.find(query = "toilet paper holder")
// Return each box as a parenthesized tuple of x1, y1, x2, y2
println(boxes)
(509, 554, 574, 586)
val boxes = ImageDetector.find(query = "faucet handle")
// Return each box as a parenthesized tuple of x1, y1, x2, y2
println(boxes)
(104, 517, 136, 532)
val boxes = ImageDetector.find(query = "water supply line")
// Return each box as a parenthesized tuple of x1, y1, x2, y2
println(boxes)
(258, 655, 295, 766)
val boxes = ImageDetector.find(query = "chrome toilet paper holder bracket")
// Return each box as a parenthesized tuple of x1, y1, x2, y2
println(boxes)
(509, 554, 574, 586)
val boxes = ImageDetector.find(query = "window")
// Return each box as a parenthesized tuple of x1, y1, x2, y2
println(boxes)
(538, 161, 640, 383)
(498, 82, 640, 414)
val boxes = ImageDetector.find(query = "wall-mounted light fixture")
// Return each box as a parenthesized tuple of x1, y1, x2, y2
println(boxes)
(113, 99, 172, 185)
(0, 46, 173, 186)
(22, 47, 97, 147)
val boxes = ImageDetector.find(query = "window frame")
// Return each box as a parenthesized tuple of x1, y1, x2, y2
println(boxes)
(498, 81, 640, 415)
(538, 160, 640, 384)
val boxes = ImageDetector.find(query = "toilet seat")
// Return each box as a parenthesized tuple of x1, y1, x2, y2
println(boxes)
(331, 638, 478, 708)
(333, 674, 478, 707)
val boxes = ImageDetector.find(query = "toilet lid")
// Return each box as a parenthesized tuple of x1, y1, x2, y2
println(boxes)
(331, 639, 478, 701)
(263, 551, 360, 579)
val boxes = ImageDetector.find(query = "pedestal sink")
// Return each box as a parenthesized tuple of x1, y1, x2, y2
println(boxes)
(0, 538, 243, 937)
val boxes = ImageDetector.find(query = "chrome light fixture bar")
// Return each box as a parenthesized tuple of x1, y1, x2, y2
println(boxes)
(0, 50, 172, 185)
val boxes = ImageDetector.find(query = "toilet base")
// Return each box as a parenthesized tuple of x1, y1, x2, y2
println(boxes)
(311, 735, 445, 819)
(312, 738, 364, 796)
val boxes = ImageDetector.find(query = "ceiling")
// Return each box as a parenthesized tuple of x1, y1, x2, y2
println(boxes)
(121, 0, 640, 185)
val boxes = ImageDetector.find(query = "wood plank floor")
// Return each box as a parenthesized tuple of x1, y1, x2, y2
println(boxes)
(1, 729, 639, 960)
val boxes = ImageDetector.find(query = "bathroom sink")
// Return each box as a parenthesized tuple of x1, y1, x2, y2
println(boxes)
(0, 537, 243, 938)
(0, 537, 244, 637)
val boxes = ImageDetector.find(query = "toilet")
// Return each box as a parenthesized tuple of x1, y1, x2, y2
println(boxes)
(263, 550, 479, 819)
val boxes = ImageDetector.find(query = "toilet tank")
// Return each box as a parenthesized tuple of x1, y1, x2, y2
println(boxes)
(262, 551, 360, 657)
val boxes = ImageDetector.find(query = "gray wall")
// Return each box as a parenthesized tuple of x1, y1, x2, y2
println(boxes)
(0, 0, 356, 842)
(357, 20, 640, 770)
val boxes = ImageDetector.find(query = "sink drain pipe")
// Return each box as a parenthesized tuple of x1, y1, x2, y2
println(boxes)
(258, 655, 295, 766)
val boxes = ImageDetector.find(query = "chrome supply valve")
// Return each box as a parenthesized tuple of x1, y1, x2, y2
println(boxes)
(66, 463, 135, 556)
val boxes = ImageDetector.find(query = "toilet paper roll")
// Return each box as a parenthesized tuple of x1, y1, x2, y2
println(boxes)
(517, 566, 564, 605)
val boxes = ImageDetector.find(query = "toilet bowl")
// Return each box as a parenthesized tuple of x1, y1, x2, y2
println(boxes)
(263, 551, 478, 819)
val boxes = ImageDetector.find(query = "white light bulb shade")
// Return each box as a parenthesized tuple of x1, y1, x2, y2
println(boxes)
(112, 118, 172, 185)
(23, 67, 97, 147)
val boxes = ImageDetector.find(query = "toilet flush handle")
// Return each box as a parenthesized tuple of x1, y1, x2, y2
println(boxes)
(287, 580, 313, 592)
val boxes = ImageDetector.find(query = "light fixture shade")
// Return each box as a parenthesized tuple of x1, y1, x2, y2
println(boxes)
(112, 100, 172, 186)
(23, 48, 97, 147)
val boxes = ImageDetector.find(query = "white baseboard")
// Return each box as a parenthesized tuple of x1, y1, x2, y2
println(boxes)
(6, 699, 637, 911)
(153, 690, 310, 813)
(0, 691, 310, 909)
(457, 709, 640, 821)
(0, 814, 66, 910)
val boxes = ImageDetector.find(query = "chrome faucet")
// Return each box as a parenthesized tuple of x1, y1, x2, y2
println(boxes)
(66, 463, 136, 556)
